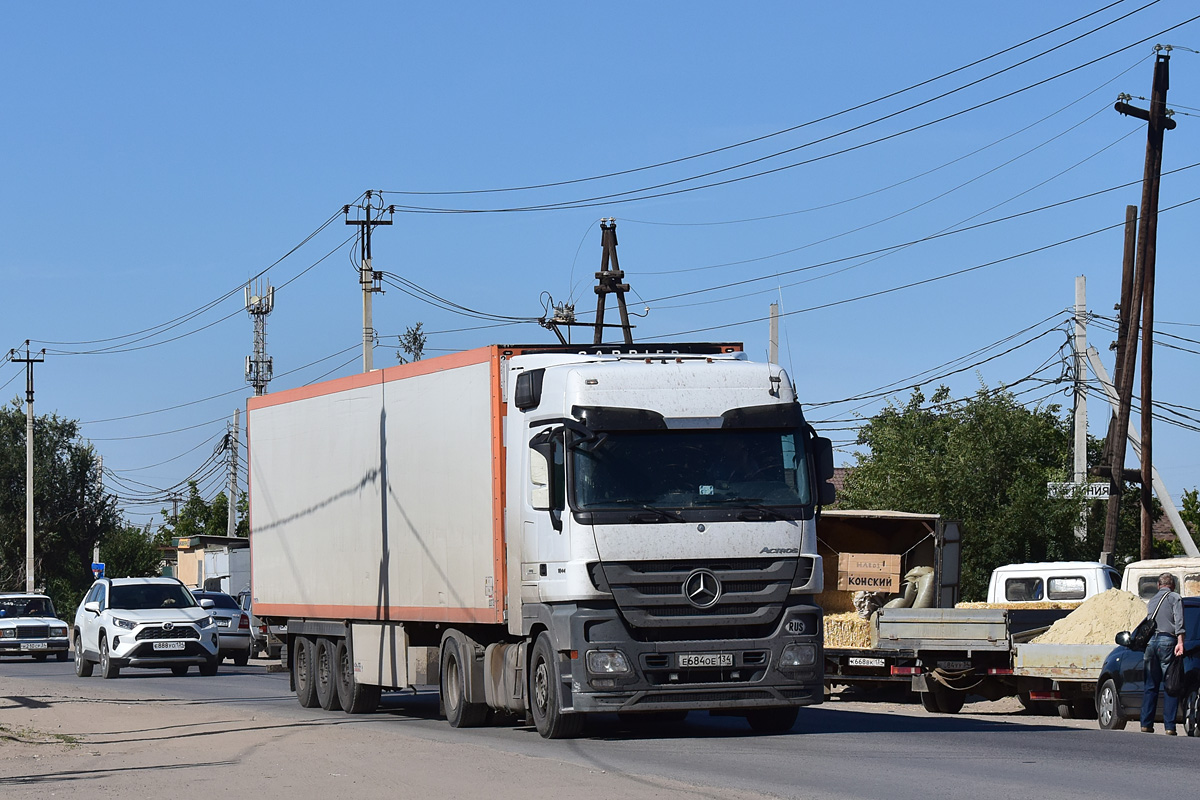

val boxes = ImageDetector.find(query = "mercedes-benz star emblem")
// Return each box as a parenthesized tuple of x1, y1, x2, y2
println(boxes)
(683, 568, 722, 609)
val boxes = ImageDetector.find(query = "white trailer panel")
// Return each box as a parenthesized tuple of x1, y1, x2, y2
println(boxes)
(248, 348, 506, 625)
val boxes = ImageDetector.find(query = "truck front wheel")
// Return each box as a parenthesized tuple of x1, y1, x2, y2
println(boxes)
(528, 633, 583, 739)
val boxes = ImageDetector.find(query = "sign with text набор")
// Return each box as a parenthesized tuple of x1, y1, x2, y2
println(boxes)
(837, 552, 902, 593)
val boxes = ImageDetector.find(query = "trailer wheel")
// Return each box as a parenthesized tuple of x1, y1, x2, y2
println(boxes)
(528, 633, 583, 739)
(745, 707, 798, 733)
(294, 636, 319, 708)
(335, 638, 380, 714)
(1096, 678, 1127, 730)
(440, 635, 487, 728)
(315, 637, 343, 711)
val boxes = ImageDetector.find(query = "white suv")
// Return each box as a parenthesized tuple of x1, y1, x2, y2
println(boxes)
(73, 577, 220, 678)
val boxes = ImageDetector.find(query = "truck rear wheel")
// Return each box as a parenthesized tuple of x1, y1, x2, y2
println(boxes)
(920, 685, 964, 714)
(294, 636, 320, 708)
(441, 635, 487, 728)
(1057, 699, 1097, 720)
(315, 637, 343, 711)
(335, 638, 380, 714)
(528, 633, 583, 739)
(745, 707, 798, 733)
(1096, 678, 1127, 730)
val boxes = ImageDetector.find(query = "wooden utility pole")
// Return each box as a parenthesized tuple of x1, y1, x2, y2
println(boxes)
(1114, 48, 1175, 560)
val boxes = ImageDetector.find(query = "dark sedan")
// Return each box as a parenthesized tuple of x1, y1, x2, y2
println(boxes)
(1095, 596, 1200, 735)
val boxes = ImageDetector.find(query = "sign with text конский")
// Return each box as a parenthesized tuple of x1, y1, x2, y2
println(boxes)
(837, 552, 902, 593)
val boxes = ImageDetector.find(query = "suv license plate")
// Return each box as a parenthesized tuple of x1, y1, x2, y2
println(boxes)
(678, 653, 733, 668)
(20, 642, 48, 651)
(153, 641, 186, 651)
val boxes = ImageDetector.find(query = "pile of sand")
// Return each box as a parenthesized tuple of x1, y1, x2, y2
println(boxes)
(824, 612, 872, 648)
(1031, 589, 1148, 645)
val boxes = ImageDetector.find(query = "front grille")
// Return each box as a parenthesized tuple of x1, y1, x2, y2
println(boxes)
(135, 625, 200, 641)
(601, 558, 795, 629)
(16, 625, 49, 638)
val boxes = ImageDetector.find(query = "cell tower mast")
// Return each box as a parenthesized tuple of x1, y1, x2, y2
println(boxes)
(245, 280, 275, 396)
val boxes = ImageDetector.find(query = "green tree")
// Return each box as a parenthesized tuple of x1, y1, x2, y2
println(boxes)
(839, 385, 1087, 600)
(395, 321, 426, 364)
(100, 523, 164, 579)
(1181, 488, 1199, 537)
(0, 401, 123, 616)
(156, 482, 243, 544)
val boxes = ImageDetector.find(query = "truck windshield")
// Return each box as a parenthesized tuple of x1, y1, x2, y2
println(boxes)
(572, 428, 810, 510)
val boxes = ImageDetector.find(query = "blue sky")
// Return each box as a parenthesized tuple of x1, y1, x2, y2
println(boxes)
(2, 2, 1199, 526)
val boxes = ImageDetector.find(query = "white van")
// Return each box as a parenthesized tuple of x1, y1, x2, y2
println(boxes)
(1120, 557, 1200, 600)
(986, 561, 1120, 604)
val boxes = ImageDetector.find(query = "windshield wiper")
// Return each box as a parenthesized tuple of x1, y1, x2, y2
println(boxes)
(628, 505, 688, 523)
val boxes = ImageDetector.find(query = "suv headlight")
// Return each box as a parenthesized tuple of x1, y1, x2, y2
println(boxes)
(586, 650, 632, 675)
(200, 615, 214, 628)
(112, 618, 137, 630)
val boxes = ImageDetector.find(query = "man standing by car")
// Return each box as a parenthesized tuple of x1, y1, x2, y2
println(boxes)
(1142, 573, 1185, 734)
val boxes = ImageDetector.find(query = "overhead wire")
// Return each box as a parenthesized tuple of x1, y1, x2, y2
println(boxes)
(382, 2, 1169, 212)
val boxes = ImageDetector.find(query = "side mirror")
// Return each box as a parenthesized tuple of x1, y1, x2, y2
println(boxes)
(1115, 631, 1133, 648)
(528, 429, 559, 512)
(810, 435, 836, 506)
(199, 598, 215, 609)
(84, 601, 100, 615)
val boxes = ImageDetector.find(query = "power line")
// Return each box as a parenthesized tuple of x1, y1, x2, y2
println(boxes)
(379, 1, 1157, 201)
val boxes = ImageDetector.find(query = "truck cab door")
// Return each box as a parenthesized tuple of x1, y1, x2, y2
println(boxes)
(524, 426, 570, 598)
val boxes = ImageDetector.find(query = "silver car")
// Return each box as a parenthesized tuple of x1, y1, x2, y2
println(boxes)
(190, 591, 251, 666)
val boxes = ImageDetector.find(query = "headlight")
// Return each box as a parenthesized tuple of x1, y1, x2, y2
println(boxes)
(585, 649, 632, 675)
(112, 618, 137, 630)
(200, 615, 214, 628)
(50, 626, 68, 637)
(0, 628, 14, 639)
(780, 643, 816, 668)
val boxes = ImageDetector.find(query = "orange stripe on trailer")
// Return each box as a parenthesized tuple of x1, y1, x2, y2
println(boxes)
(255, 603, 500, 625)
(490, 347, 508, 626)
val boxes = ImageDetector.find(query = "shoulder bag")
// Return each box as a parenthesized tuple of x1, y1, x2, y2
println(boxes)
(1130, 592, 1169, 651)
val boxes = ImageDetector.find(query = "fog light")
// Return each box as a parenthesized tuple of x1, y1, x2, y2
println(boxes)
(585, 649, 631, 675)
(780, 643, 816, 668)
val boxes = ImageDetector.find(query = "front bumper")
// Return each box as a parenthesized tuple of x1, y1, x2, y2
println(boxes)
(0, 638, 69, 656)
(562, 600, 823, 713)
(109, 631, 219, 667)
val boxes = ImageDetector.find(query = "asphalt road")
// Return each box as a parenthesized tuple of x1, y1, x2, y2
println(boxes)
(1, 655, 1194, 800)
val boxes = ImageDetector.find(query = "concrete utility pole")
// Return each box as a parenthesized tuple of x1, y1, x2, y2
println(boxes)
(227, 408, 240, 537)
(345, 192, 394, 372)
(9, 341, 45, 592)
(1072, 277, 1088, 542)
(1114, 46, 1176, 560)
(769, 303, 780, 364)
(593, 219, 634, 346)
(245, 280, 275, 396)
